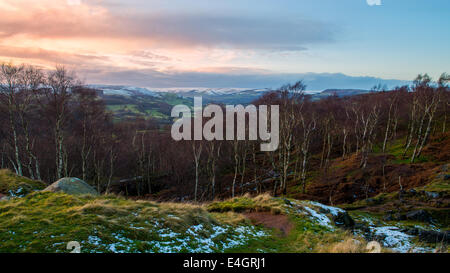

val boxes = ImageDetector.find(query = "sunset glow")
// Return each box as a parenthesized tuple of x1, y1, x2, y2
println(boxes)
(1, 0, 449, 87)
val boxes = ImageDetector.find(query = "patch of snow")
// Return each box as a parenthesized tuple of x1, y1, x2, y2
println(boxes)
(8, 187, 25, 197)
(371, 226, 413, 253)
(129, 224, 146, 230)
(354, 215, 434, 253)
(87, 235, 102, 246)
(308, 201, 345, 216)
(302, 206, 334, 229)
(80, 222, 268, 253)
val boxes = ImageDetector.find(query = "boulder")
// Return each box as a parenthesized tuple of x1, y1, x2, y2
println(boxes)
(332, 211, 355, 228)
(418, 230, 450, 244)
(43, 177, 98, 195)
(406, 228, 450, 244)
(424, 191, 440, 199)
(405, 210, 433, 223)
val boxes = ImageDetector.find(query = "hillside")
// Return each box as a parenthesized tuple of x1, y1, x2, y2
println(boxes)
(0, 64, 448, 254)
(93, 85, 379, 123)
(0, 170, 447, 253)
(0, 132, 448, 253)
(93, 85, 193, 122)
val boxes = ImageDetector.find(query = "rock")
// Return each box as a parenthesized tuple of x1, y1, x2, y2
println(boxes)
(282, 198, 293, 206)
(43, 177, 98, 195)
(407, 229, 450, 244)
(424, 191, 440, 199)
(332, 211, 355, 228)
(0, 193, 10, 201)
(405, 228, 419, 236)
(383, 210, 396, 221)
(393, 212, 406, 221)
(354, 223, 370, 233)
(0, 192, 12, 201)
(436, 173, 450, 180)
(383, 213, 394, 221)
(405, 210, 433, 223)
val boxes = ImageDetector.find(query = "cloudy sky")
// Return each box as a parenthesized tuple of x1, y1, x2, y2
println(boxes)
(0, 0, 449, 88)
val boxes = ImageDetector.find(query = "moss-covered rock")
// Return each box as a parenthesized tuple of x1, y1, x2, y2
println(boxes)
(43, 177, 98, 196)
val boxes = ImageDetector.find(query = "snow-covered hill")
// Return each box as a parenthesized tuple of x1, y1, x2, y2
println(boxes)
(89, 85, 162, 97)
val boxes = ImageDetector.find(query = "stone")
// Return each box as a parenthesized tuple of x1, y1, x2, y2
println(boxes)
(43, 177, 98, 195)
(332, 211, 355, 228)
(405, 210, 433, 223)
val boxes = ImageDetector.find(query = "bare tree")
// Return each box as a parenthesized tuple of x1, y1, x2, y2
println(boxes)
(44, 66, 77, 179)
(278, 81, 305, 195)
(299, 112, 316, 193)
(352, 98, 380, 169)
(206, 141, 221, 200)
(192, 140, 203, 201)
(231, 139, 240, 198)
(19, 66, 44, 180)
(0, 63, 25, 175)
(411, 74, 448, 161)
(382, 91, 399, 153)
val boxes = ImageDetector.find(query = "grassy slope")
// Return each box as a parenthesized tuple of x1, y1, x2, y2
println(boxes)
(0, 190, 370, 253)
(0, 169, 46, 197)
(208, 196, 368, 253)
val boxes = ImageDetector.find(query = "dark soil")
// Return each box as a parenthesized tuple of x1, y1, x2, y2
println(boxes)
(244, 212, 293, 236)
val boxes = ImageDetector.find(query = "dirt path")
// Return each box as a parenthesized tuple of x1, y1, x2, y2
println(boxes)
(244, 212, 293, 236)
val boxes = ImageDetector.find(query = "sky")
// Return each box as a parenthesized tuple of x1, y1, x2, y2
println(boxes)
(0, 0, 449, 89)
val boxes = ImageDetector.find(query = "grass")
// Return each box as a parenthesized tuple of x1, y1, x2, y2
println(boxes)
(0, 169, 46, 196)
(0, 189, 380, 253)
(207, 194, 284, 214)
(227, 216, 354, 253)
(5, 169, 434, 253)
(104, 93, 193, 122)
(419, 171, 450, 193)
(146, 109, 168, 119)
(218, 196, 373, 253)
(160, 93, 193, 106)
(107, 104, 168, 120)
(0, 192, 262, 253)
(377, 138, 430, 164)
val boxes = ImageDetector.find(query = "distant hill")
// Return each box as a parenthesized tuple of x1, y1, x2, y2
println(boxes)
(313, 89, 371, 99)
(90, 85, 192, 123)
(165, 88, 272, 104)
(91, 85, 389, 122)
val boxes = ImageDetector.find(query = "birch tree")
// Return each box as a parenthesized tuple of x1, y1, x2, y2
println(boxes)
(44, 66, 77, 180)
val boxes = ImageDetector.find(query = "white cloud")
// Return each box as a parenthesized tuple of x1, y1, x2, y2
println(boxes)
(367, 0, 382, 6)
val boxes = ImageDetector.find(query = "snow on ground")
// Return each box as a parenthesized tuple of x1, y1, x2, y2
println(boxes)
(354, 215, 434, 253)
(308, 201, 346, 217)
(281, 199, 436, 253)
(8, 187, 25, 198)
(370, 226, 414, 252)
(80, 221, 268, 253)
(302, 206, 334, 229)
(149, 223, 267, 253)
(281, 199, 340, 230)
